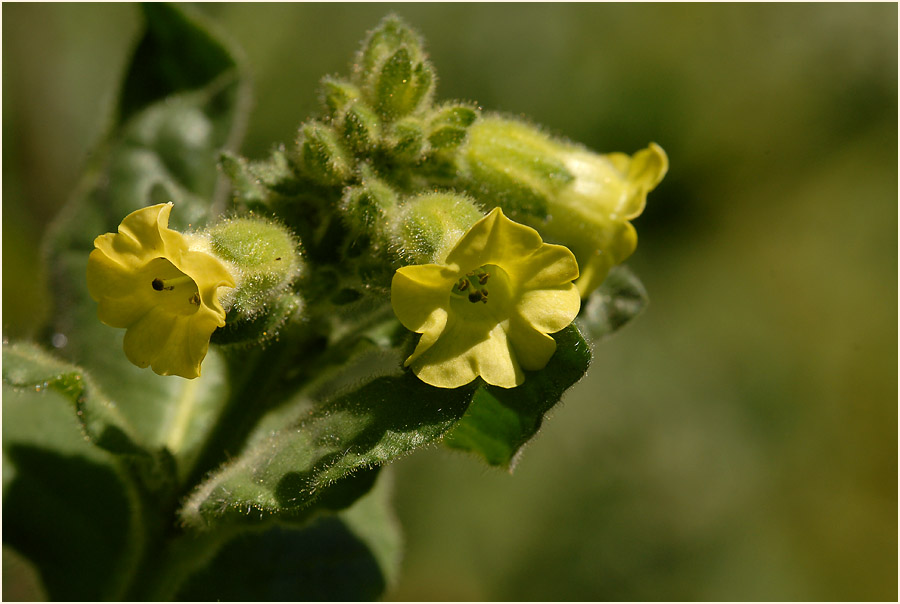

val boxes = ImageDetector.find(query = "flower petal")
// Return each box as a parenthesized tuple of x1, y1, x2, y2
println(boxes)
(391, 263, 457, 332)
(575, 221, 637, 297)
(180, 249, 235, 321)
(445, 207, 544, 272)
(507, 316, 558, 371)
(403, 306, 449, 366)
(515, 283, 581, 334)
(123, 306, 178, 372)
(98, 203, 176, 264)
(605, 142, 668, 220)
(510, 241, 579, 291)
(472, 323, 523, 388)
(122, 304, 221, 379)
(409, 317, 523, 389)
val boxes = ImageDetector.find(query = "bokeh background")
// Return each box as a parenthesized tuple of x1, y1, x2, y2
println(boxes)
(3, 3, 897, 600)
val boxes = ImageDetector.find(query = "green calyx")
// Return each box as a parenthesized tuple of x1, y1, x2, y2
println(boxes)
(392, 192, 484, 265)
(203, 216, 304, 345)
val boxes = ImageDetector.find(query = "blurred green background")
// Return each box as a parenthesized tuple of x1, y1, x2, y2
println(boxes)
(3, 3, 896, 601)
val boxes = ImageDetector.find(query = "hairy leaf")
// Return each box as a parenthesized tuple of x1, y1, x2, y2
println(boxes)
(2, 373, 141, 601)
(3, 342, 144, 456)
(577, 265, 649, 341)
(181, 371, 475, 528)
(172, 474, 401, 600)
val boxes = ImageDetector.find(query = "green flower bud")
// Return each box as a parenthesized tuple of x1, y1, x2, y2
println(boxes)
(460, 115, 668, 296)
(355, 15, 426, 81)
(220, 149, 303, 213)
(340, 167, 400, 245)
(319, 76, 362, 117)
(427, 103, 479, 150)
(353, 16, 435, 121)
(391, 192, 484, 265)
(201, 216, 304, 345)
(257, 148, 304, 194)
(341, 102, 382, 152)
(373, 47, 435, 120)
(295, 121, 353, 185)
(220, 152, 268, 209)
(385, 116, 426, 161)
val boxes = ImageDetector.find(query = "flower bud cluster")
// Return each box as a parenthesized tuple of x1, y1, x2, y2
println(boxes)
(219, 16, 487, 306)
(88, 15, 667, 381)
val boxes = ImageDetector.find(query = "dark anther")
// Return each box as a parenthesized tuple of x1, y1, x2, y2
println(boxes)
(189, 293, 201, 306)
(275, 257, 282, 261)
(152, 278, 164, 291)
(457, 278, 470, 291)
(478, 273, 490, 284)
(468, 290, 483, 303)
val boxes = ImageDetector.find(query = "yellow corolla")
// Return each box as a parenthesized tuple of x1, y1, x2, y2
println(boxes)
(391, 207, 581, 389)
(462, 116, 668, 297)
(86, 203, 235, 379)
(550, 142, 668, 297)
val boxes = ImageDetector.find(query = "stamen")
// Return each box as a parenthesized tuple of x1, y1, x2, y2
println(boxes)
(478, 273, 490, 284)
(189, 293, 201, 306)
(151, 274, 194, 292)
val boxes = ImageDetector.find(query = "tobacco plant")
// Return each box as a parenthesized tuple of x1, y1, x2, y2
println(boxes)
(3, 5, 666, 600)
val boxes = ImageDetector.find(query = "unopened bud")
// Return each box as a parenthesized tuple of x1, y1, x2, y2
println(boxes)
(295, 121, 353, 185)
(374, 47, 435, 120)
(340, 167, 400, 245)
(202, 216, 303, 335)
(341, 102, 382, 152)
(386, 116, 426, 161)
(320, 76, 362, 117)
(355, 15, 426, 82)
(427, 103, 479, 150)
(391, 192, 483, 264)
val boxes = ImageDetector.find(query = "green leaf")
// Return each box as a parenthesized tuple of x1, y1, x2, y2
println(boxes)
(40, 2, 247, 474)
(2, 371, 141, 601)
(172, 473, 401, 600)
(2, 342, 144, 456)
(576, 265, 649, 341)
(119, 4, 239, 124)
(181, 371, 475, 528)
(443, 325, 592, 468)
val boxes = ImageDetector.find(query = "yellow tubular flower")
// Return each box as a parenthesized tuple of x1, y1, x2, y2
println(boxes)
(551, 143, 668, 297)
(87, 203, 235, 379)
(462, 116, 668, 298)
(391, 208, 581, 389)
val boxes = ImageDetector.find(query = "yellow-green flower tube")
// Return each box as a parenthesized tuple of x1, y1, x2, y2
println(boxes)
(461, 116, 668, 297)
(391, 208, 581, 389)
(86, 203, 235, 379)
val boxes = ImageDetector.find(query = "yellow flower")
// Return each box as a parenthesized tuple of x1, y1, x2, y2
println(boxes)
(391, 207, 580, 389)
(462, 116, 668, 297)
(86, 203, 235, 379)
(550, 143, 668, 297)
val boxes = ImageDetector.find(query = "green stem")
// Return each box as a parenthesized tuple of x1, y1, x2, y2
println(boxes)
(165, 378, 199, 455)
